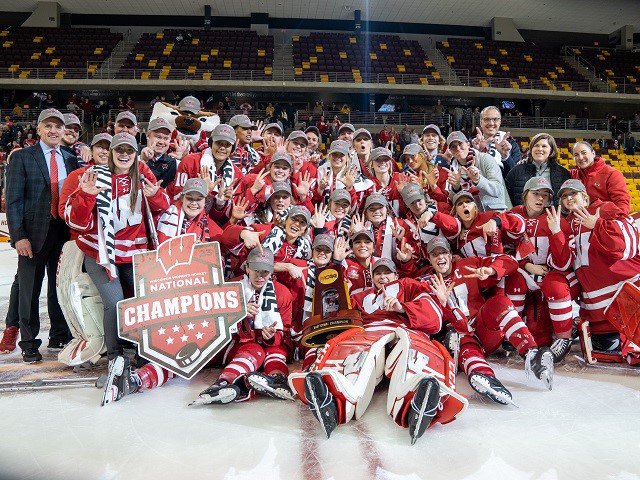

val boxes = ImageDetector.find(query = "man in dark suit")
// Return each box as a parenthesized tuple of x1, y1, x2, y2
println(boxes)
(5, 108, 79, 362)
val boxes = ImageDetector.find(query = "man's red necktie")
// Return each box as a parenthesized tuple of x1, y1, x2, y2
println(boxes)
(50, 150, 59, 218)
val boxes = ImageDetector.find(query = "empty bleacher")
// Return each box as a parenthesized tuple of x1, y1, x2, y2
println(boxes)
(570, 47, 640, 94)
(292, 32, 442, 85)
(0, 27, 122, 79)
(122, 29, 274, 80)
(438, 38, 588, 91)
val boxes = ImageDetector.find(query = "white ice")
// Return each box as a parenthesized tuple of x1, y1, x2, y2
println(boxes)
(0, 245, 638, 480)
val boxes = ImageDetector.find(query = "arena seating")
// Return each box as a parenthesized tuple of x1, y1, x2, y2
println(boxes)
(519, 137, 640, 212)
(292, 32, 442, 84)
(570, 47, 640, 94)
(437, 38, 587, 91)
(122, 29, 274, 80)
(0, 27, 122, 78)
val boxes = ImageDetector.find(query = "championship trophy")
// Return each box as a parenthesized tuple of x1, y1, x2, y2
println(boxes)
(300, 265, 363, 348)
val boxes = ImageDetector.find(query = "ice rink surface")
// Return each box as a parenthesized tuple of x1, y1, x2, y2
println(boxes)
(0, 244, 638, 480)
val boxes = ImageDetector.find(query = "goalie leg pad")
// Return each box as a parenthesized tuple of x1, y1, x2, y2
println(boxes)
(288, 326, 396, 424)
(57, 241, 106, 366)
(385, 327, 467, 429)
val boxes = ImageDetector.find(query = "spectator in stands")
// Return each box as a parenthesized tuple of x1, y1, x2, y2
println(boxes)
(340, 104, 351, 114)
(44, 95, 55, 109)
(126, 97, 136, 111)
(452, 106, 464, 131)
(471, 106, 521, 179)
(446, 131, 510, 211)
(80, 97, 94, 124)
(434, 99, 444, 118)
(570, 141, 630, 215)
(410, 129, 419, 145)
(22, 132, 36, 148)
(313, 101, 323, 116)
(378, 126, 390, 147)
(329, 117, 342, 141)
(400, 125, 412, 150)
(316, 115, 329, 144)
(265, 103, 275, 118)
(505, 133, 569, 207)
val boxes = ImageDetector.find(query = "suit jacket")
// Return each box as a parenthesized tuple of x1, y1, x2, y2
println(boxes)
(5, 144, 79, 253)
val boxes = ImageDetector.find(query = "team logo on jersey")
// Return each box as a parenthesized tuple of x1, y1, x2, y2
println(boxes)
(117, 234, 247, 379)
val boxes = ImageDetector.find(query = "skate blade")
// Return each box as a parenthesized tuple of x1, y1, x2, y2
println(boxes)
(410, 381, 435, 446)
(100, 357, 125, 407)
(247, 374, 295, 401)
(189, 387, 238, 406)
(304, 375, 332, 439)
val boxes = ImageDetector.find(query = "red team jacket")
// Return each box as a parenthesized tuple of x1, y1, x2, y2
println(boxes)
(65, 163, 170, 264)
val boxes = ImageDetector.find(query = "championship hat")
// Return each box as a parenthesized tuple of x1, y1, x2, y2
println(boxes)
(338, 123, 355, 134)
(246, 247, 275, 273)
(312, 234, 335, 251)
(446, 131, 468, 147)
(353, 128, 372, 140)
(269, 151, 293, 168)
(349, 230, 374, 244)
(178, 96, 201, 114)
(264, 122, 284, 135)
(451, 190, 475, 205)
(328, 140, 350, 156)
(229, 114, 256, 129)
(364, 193, 388, 210)
(182, 178, 209, 197)
(288, 205, 311, 225)
(90, 132, 112, 147)
(115, 110, 138, 125)
(37, 108, 65, 124)
(400, 143, 424, 161)
(372, 258, 397, 273)
(63, 113, 82, 128)
(370, 147, 393, 163)
(557, 179, 587, 198)
(329, 188, 352, 205)
(422, 124, 441, 136)
(271, 181, 292, 196)
(147, 117, 173, 133)
(287, 130, 308, 145)
(426, 237, 451, 254)
(110, 132, 138, 151)
(401, 183, 425, 205)
(210, 124, 236, 145)
(523, 176, 553, 194)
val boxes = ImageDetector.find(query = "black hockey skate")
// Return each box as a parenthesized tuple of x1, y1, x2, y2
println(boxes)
(304, 372, 338, 439)
(469, 372, 517, 406)
(525, 347, 554, 390)
(407, 377, 440, 445)
(247, 372, 295, 401)
(550, 338, 573, 363)
(190, 377, 243, 406)
(101, 356, 141, 406)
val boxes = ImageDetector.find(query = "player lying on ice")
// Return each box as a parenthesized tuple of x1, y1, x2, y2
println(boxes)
(287, 257, 469, 445)
(423, 236, 555, 406)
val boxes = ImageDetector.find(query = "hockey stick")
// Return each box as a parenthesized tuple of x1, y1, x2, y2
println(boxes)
(0, 377, 100, 393)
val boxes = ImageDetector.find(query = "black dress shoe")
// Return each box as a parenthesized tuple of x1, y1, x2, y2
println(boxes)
(47, 338, 69, 350)
(22, 349, 43, 363)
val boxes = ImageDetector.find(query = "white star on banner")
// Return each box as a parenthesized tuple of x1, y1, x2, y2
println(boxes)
(201, 320, 209, 328)
(172, 325, 180, 333)
(166, 337, 174, 345)
(187, 322, 195, 330)
(195, 332, 204, 340)
(158, 327, 166, 335)
(180, 335, 188, 342)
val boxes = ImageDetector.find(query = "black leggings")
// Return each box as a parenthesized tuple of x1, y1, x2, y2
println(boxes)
(83, 255, 134, 360)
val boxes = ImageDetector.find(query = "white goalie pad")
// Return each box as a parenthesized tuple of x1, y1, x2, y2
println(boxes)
(385, 327, 468, 424)
(56, 241, 105, 365)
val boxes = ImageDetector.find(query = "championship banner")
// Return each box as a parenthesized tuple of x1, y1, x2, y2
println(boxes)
(0, 213, 9, 241)
(117, 234, 247, 379)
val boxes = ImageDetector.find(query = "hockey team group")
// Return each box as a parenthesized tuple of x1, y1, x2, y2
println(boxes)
(3, 98, 639, 445)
